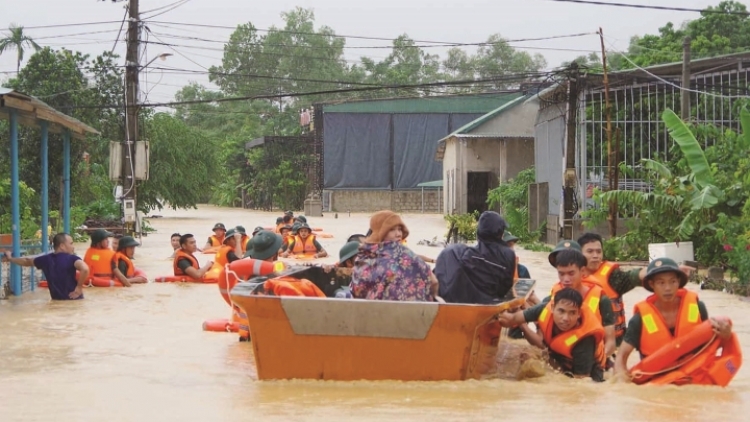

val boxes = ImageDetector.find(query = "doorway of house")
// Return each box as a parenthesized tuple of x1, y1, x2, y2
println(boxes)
(467, 171, 492, 215)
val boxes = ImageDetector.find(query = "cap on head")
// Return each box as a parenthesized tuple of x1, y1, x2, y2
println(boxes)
(90, 229, 114, 244)
(252, 226, 264, 236)
(338, 241, 360, 265)
(284, 210, 294, 216)
(235, 226, 247, 235)
(502, 231, 520, 243)
(213, 223, 226, 231)
(295, 215, 307, 223)
(643, 257, 687, 292)
(247, 230, 283, 261)
(548, 240, 582, 267)
(118, 236, 140, 250)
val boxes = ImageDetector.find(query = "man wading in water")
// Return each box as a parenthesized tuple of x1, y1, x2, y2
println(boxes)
(3, 233, 89, 300)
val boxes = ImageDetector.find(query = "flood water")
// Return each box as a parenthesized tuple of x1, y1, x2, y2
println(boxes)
(0, 205, 748, 421)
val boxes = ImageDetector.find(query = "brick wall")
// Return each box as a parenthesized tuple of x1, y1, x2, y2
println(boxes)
(327, 190, 443, 213)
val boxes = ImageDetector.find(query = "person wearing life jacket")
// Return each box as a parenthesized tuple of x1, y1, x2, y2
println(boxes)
(235, 226, 250, 255)
(214, 228, 243, 269)
(203, 223, 226, 251)
(614, 257, 733, 382)
(501, 287, 607, 381)
(276, 214, 293, 233)
(112, 236, 148, 287)
(578, 233, 695, 347)
(320, 241, 360, 298)
(83, 229, 116, 279)
(526, 245, 617, 357)
(174, 233, 214, 279)
(280, 223, 328, 258)
(279, 225, 293, 250)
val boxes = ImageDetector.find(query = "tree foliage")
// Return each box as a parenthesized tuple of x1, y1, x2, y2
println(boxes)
(0, 24, 41, 72)
(614, 1, 750, 69)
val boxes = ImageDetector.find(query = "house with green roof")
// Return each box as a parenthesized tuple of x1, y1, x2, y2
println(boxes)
(434, 94, 537, 215)
(319, 91, 526, 212)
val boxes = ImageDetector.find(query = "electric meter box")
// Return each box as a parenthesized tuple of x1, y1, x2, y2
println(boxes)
(123, 199, 136, 223)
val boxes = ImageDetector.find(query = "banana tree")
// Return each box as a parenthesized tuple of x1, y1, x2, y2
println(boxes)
(593, 108, 750, 241)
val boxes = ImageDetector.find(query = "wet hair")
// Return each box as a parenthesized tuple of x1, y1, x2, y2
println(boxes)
(347, 234, 366, 243)
(553, 287, 583, 308)
(554, 249, 588, 269)
(52, 233, 70, 249)
(179, 233, 194, 246)
(577, 232, 603, 249)
(171, 233, 181, 239)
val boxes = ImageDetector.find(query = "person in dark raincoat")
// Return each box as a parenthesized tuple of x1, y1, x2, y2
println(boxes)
(434, 211, 516, 304)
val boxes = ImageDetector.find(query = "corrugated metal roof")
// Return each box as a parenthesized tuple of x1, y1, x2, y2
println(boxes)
(322, 92, 523, 114)
(0, 87, 99, 138)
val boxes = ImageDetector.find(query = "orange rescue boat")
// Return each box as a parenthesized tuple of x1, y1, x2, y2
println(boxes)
(230, 272, 534, 381)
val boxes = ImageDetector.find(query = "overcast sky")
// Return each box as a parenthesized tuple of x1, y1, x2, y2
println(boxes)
(0, 0, 740, 105)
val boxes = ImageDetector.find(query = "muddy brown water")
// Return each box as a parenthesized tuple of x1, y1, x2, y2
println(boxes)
(0, 205, 747, 421)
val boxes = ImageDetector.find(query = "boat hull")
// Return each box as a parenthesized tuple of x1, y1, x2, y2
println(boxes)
(230, 281, 532, 381)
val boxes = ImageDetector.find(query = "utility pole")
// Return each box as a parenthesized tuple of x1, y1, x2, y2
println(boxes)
(681, 37, 691, 120)
(123, 0, 140, 234)
(600, 28, 617, 237)
(562, 62, 579, 241)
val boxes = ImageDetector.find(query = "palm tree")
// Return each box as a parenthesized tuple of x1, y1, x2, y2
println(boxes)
(0, 24, 41, 72)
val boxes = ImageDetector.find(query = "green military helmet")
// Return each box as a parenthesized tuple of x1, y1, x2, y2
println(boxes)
(548, 240, 582, 267)
(643, 257, 687, 292)
(117, 236, 140, 250)
(338, 241, 360, 265)
(223, 228, 238, 243)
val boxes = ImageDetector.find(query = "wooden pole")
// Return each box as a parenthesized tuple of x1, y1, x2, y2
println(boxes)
(681, 37, 692, 120)
(123, 0, 140, 234)
(600, 28, 617, 237)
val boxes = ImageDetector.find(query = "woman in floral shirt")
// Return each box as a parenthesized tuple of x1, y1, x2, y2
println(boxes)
(351, 210, 438, 302)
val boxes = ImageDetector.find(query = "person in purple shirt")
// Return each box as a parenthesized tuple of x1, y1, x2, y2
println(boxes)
(3, 233, 89, 300)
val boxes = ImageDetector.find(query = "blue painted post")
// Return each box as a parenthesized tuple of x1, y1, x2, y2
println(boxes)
(63, 130, 71, 235)
(10, 110, 22, 295)
(41, 121, 49, 253)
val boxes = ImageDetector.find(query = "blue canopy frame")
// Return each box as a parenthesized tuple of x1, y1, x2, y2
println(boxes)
(1, 88, 99, 295)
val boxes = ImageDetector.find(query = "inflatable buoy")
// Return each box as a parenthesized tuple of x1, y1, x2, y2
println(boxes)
(315, 232, 334, 239)
(631, 319, 743, 387)
(90, 277, 124, 287)
(218, 258, 279, 306)
(202, 318, 239, 333)
(38, 280, 48, 288)
(312, 227, 323, 232)
(155, 275, 216, 283)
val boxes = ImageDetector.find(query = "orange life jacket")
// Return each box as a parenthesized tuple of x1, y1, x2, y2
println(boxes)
(583, 262, 626, 338)
(634, 289, 702, 358)
(538, 301, 607, 371)
(291, 234, 318, 254)
(240, 235, 249, 254)
(550, 282, 605, 323)
(214, 245, 234, 268)
(173, 249, 200, 276)
(263, 276, 326, 297)
(83, 247, 115, 278)
(113, 251, 135, 277)
(209, 235, 224, 247)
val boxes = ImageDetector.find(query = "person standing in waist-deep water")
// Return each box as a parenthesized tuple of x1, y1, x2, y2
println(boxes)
(3, 233, 89, 300)
(434, 211, 516, 304)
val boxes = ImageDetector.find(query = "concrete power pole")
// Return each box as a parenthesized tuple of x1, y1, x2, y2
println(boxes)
(123, 0, 140, 234)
